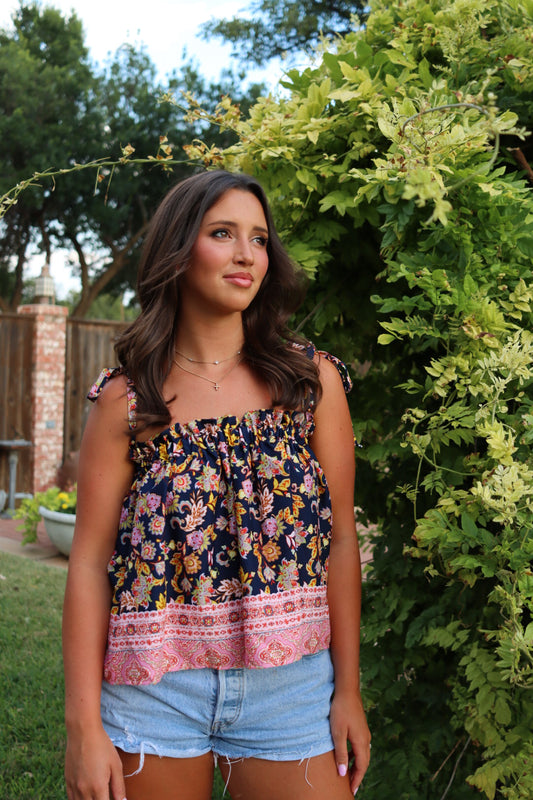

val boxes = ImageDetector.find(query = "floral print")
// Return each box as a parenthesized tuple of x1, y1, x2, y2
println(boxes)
(87, 346, 352, 685)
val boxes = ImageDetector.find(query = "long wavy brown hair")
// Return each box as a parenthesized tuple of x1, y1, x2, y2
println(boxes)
(114, 170, 321, 426)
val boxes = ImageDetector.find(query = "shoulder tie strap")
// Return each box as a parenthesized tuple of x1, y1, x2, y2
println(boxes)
(87, 367, 137, 431)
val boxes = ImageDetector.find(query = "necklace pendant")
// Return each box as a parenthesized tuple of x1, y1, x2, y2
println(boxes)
(214, 383, 220, 391)
(214, 360, 220, 365)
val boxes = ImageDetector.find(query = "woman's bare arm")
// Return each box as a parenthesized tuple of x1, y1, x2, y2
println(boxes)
(310, 356, 371, 794)
(62, 375, 133, 800)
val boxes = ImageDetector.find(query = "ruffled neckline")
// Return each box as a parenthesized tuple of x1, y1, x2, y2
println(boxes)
(132, 407, 313, 448)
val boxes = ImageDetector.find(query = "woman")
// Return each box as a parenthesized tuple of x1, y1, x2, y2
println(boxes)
(63, 170, 370, 800)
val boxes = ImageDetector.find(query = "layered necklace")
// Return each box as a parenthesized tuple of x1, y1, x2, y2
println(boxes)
(174, 347, 241, 365)
(173, 346, 243, 391)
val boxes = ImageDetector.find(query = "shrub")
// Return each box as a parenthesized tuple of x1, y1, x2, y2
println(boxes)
(14, 486, 77, 544)
(185, 0, 533, 796)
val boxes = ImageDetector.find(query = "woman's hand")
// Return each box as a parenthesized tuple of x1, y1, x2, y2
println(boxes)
(65, 725, 126, 800)
(330, 688, 371, 795)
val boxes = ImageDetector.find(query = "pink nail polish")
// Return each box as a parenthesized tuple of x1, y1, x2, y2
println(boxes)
(354, 789, 359, 796)
(338, 763, 347, 777)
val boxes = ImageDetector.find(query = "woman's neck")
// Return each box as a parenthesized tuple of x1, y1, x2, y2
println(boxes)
(174, 317, 245, 364)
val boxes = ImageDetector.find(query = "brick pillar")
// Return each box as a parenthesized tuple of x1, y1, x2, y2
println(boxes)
(17, 304, 68, 493)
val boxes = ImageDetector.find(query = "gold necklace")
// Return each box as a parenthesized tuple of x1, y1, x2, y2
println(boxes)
(173, 356, 242, 391)
(174, 347, 242, 365)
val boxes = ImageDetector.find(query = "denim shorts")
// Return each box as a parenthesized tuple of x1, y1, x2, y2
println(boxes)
(101, 649, 335, 762)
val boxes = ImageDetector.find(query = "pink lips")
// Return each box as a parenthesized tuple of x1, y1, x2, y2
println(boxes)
(224, 272, 253, 288)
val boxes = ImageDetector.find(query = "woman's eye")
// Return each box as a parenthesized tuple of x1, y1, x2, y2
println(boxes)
(212, 229, 230, 239)
(253, 236, 268, 247)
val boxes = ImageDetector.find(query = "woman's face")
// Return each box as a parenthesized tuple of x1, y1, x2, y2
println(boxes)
(180, 188, 269, 316)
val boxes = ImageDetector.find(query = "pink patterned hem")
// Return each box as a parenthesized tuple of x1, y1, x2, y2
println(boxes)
(104, 586, 331, 685)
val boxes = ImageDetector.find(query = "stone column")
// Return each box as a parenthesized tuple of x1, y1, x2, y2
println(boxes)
(17, 304, 68, 493)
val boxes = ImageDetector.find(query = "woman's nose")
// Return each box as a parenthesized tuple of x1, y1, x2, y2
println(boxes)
(233, 238, 253, 264)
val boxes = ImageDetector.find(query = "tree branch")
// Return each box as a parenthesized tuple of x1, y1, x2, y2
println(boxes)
(508, 147, 533, 185)
(70, 222, 149, 317)
(68, 233, 90, 291)
(439, 736, 472, 800)
(10, 230, 30, 310)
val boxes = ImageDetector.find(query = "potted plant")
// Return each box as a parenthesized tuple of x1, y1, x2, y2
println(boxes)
(14, 485, 76, 556)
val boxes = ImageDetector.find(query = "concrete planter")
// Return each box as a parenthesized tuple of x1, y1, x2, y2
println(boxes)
(39, 505, 75, 556)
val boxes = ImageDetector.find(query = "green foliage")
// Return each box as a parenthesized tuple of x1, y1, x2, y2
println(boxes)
(200, 0, 367, 66)
(0, 2, 92, 310)
(187, 0, 533, 796)
(73, 290, 139, 321)
(14, 486, 77, 543)
(0, 3, 264, 317)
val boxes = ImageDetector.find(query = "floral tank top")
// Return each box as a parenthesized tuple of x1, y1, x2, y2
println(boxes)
(87, 344, 352, 685)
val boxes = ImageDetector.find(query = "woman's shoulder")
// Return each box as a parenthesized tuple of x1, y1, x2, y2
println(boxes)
(87, 367, 128, 401)
(87, 367, 137, 431)
(291, 340, 352, 395)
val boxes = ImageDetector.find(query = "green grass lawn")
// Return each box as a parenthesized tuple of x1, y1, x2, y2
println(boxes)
(0, 552, 227, 800)
(0, 552, 67, 800)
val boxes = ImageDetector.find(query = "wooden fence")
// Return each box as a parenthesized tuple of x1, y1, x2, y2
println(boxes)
(0, 312, 124, 497)
(64, 317, 125, 456)
(0, 313, 35, 495)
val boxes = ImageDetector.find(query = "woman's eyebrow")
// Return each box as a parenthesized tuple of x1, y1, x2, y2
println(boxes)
(206, 219, 269, 235)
